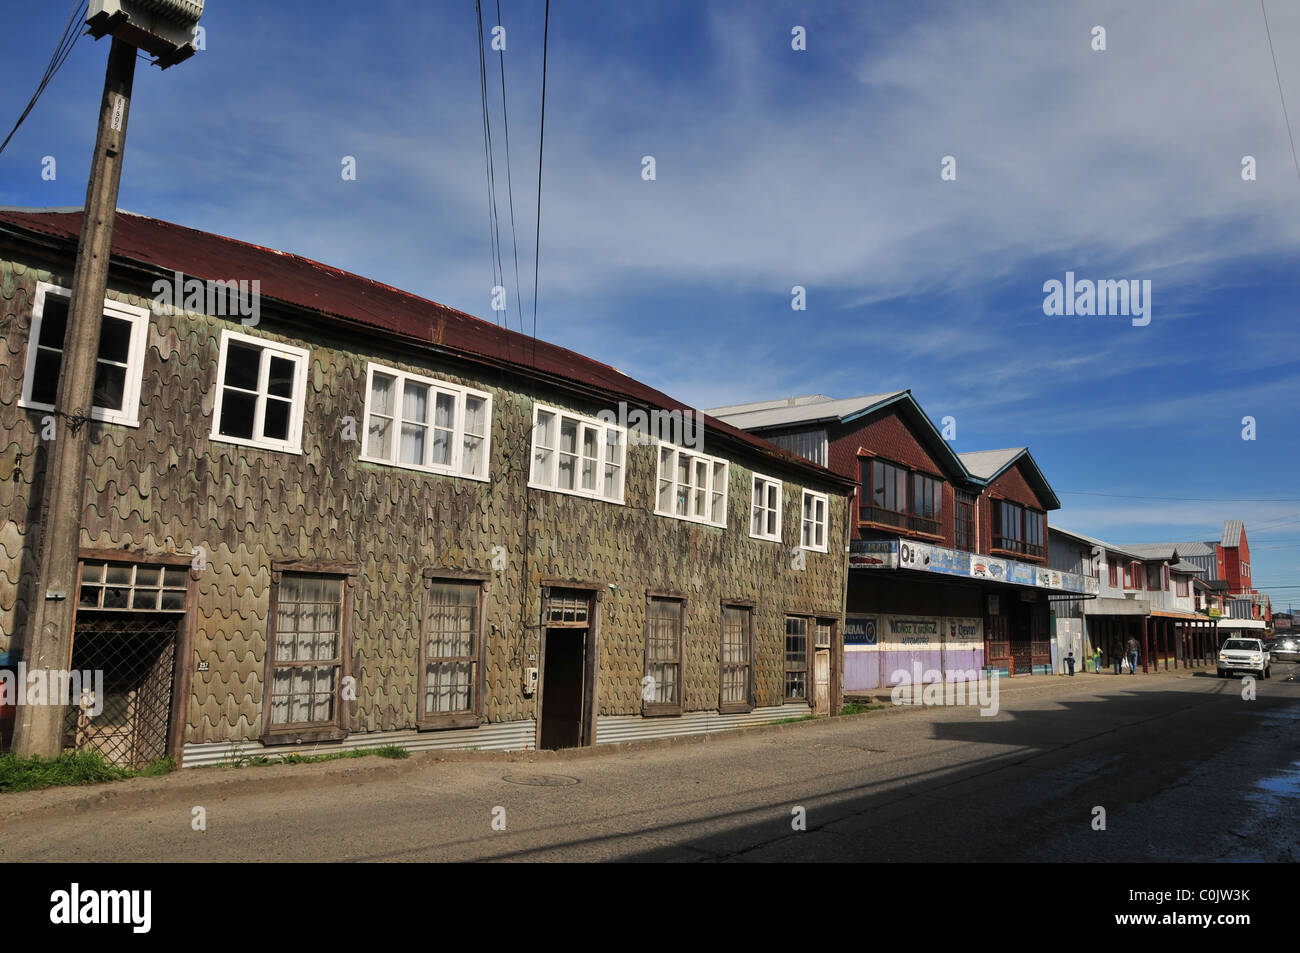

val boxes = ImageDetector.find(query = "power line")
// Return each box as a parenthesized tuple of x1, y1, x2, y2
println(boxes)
(496, 0, 525, 339)
(0, 1, 88, 157)
(1059, 490, 1300, 503)
(1260, 0, 1300, 187)
(475, 0, 506, 329)
(530, 0, 550, 365)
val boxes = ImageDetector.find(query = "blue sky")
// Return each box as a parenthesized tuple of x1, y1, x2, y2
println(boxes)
(2, 0, 1298, 604)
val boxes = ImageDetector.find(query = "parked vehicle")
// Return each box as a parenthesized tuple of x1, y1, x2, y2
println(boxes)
(1264, 636, 1300, 663)
(1218, 638, 1270, 679)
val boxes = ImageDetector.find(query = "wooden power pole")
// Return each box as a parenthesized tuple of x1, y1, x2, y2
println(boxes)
(13, 37, 138, 757)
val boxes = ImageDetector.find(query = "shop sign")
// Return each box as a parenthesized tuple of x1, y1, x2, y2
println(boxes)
(850, 539, 898, 569)
(845, 616, 877, 646)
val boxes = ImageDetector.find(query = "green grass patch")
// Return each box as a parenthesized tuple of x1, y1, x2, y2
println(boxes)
(770, 714, 819, 725)
(225, 744, 411, 768)
(0, 750, 176, 794)
(839, 702, 887, 715)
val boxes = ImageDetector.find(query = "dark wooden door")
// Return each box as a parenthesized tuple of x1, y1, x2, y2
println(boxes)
(540, 628, 586, 749)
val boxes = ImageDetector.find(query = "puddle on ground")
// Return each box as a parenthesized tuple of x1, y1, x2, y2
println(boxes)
(1255, 761, 1300, 799)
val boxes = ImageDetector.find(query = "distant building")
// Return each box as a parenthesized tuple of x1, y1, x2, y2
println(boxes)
(710, 393, 1095, 686)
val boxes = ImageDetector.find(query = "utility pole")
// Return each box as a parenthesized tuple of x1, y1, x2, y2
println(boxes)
(12, 37, 138, 757)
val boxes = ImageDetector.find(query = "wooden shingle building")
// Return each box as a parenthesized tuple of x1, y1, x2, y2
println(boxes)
(0, 208, 852, 767)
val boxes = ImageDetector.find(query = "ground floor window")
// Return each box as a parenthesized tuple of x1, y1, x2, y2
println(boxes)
(720, 604, 753, 712)
(420, 577, 485, 727)
(785, 617, 809, 701)
(644, 596, 684, 714)
(266, 568, 353, 739)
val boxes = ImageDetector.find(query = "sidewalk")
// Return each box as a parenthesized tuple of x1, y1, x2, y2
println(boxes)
(844, 663, 1216, 706)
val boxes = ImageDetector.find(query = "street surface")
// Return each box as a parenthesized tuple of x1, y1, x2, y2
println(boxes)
(2, 665, 1297, 862)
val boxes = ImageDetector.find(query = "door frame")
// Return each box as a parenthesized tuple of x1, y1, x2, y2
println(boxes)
(76, 548, 197, 765)
(536, 580, 603, 750)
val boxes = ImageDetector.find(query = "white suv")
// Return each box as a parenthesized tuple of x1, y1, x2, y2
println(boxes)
(1217, 637, 1271, 679)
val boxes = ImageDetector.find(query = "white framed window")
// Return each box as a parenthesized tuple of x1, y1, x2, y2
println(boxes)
(656, 443, 728, 528)
(750, 474, 783, 542)
(800, 489, 829, 552)
(360, 363, 491, 481)
(210, 329, 309, 454)
(529, 403, 625, 503)
(19, 281, 149, 428)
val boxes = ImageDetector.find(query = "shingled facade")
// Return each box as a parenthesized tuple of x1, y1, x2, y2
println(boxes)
(0, 209, 851, 767)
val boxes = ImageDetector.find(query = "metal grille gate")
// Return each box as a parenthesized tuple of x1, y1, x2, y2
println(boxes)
(63, 611, 179, 768)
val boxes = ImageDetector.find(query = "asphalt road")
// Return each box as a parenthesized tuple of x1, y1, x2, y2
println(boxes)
(3, 665, 1297, 862)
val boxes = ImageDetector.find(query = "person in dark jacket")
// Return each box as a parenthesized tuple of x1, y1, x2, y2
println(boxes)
(1126, 636, 1141, 674)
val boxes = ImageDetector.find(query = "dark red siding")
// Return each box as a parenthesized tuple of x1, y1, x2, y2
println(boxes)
(826, 409, 956, 546)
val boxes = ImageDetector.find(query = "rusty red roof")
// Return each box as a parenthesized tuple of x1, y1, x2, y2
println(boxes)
(0, 206, 850, 487)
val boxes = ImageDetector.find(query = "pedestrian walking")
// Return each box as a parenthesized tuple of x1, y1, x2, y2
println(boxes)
(1065, 652, 1076, 676)
(1126, 636, 1140, 674)
(1111, 640, 1122, 674)
(1092, 646, 1103, 673)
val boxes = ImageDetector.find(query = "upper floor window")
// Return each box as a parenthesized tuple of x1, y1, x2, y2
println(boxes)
(750, 475, 782, 541)
(211, 329, 309, 454)
(1108, 561, 1119, 587)
(1146, 564, 1163, 591)
(530, 404, 625, 503)
(954, 490, 976, 552)
(801, 489, 829, 552)
(1123, 561, 1139, 589)
(656, 444, 727, 527)
(20, 282, 149, 428)
(859, 458, 941, 535)
(361, 363, 491, 480)
(1176, 576, 1189, 598)
(992, 500, 1045, 558)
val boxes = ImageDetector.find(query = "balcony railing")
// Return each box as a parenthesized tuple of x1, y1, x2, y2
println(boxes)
(992, 535, 1044, 559)
(859, 505, 940, 536)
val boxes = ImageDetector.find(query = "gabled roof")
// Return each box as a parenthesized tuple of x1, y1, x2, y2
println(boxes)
(705, 394, 836, 418)
(0, 207, 853, 488)
(707, 390, 970, 484)
(1221, 520, 1245, 548)
(1048, 525, 1139, 561)
(1121, 543, 1181, 561)
(1170, 560, 1202, 574)
(706, 392, 907, 430)
(1168, 540, 1217, 558)
(959, 447, 1061, 510)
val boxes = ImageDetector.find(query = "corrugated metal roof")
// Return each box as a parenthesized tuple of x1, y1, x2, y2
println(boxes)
(1048, 525, 1140, 560)
(706, 392, 906, 430)
(1170, 560, 1202, 573)
(0, 208, 850, 486)
(1170, 540, 1217, 557)
(957, 447, 1025, 480)
(705, 394, 834, 417)
(1121, 542, 1180, 560)
(1221, 519, 1245, 547)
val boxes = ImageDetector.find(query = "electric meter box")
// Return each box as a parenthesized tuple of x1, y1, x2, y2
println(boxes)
(87, 0, 205, 68)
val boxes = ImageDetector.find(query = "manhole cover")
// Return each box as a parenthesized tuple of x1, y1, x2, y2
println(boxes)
(502, 773, 580, 787)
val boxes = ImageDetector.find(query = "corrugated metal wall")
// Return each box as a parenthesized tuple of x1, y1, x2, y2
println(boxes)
(182, 719, 537, 767)
(595, 703, 812, 744)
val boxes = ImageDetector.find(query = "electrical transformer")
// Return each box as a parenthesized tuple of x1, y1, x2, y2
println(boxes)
(87, 0, 205, 68)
